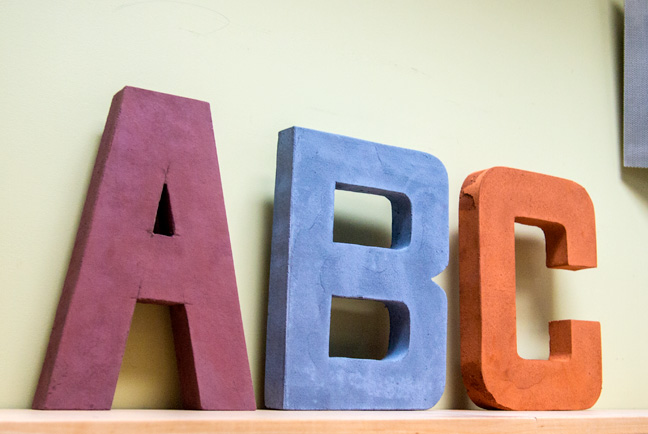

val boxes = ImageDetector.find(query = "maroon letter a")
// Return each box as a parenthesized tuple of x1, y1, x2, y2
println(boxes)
(33, 87, 255, 410)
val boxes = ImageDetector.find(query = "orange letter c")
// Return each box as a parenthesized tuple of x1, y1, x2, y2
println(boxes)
(459, 167, 601, 410)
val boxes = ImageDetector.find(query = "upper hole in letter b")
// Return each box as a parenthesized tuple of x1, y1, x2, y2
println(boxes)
(333, 182, 411, 249)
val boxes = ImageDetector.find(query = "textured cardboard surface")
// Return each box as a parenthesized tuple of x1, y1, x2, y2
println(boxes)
(265, 127, 448, 410)
(625, 0, 648, 168)
(459, 167, 602, 410)
(33, 87, 255, 410)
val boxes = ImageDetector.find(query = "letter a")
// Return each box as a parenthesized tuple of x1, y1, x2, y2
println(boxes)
(33, 87, 255, 410)
(265, 127, 448, 409)
(459, 167, 602, 410)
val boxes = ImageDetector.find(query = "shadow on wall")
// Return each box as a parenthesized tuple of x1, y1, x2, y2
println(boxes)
(256, 199, 274, 408)
(443, 232, 475, 409)
(333, 217, 392, 248)
(610, 1, 648, 198)
(514, 225, 556, 362)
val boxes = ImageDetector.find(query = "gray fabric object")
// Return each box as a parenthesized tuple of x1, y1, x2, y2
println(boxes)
(625, 0, 648, 167)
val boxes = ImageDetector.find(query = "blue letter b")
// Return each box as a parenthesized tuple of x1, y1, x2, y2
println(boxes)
(265, 127, 448, 409)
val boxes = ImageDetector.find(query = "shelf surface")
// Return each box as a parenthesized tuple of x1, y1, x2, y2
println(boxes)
(1, 409, 648, 434)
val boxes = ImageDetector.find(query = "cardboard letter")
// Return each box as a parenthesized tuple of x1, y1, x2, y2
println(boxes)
(459, 167, 602, 410)
(265, 127, 448, 409)
(33, 87, 255, 410)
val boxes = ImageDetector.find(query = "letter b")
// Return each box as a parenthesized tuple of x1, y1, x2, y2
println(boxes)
(265, 127, 448, 410)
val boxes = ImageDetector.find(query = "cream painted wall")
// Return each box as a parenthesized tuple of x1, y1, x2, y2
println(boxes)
(1, 0, 643, 410)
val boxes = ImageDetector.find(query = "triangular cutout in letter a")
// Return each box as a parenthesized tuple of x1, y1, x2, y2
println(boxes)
(153, 184, 175, 237)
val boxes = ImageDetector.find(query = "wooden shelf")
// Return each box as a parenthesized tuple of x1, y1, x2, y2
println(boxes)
(2, 409, 648, 434)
